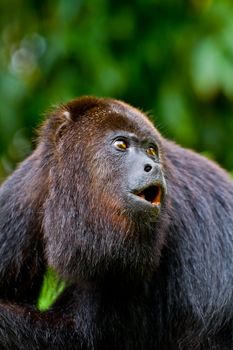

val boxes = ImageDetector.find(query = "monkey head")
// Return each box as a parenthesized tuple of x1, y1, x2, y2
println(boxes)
(41, 97, 168, 282)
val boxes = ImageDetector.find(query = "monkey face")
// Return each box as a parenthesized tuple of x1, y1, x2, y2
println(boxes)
(68, 99, 167, 219)
(43, 97, 169, 282)
(103, 130, 166, 218)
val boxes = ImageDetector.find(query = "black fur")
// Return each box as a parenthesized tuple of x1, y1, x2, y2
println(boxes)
(0, 97, 232, 349)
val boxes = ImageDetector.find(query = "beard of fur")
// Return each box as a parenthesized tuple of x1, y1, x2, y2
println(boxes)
(43, 163, 167, 283)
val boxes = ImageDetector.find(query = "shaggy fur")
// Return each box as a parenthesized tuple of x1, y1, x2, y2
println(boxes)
(0, 96, 232, 349)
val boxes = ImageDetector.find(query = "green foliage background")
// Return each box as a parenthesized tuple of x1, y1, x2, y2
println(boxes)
(0, 0, 233, 177)
(0, 0, 233, 307)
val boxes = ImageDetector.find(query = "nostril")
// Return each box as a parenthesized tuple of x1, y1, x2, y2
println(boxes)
(144, 164, 152, 172)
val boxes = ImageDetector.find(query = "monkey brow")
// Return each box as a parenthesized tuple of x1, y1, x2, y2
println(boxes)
(111, 130, 140, 142)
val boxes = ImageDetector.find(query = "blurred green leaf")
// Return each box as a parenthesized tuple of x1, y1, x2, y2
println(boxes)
(0, 1, 232, 172)
(37, 268, 66, 311)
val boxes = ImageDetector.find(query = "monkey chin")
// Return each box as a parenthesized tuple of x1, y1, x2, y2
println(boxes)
(124, 185, 166, 223)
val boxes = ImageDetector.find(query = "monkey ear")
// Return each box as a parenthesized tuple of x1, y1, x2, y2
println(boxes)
(62, 110, 72, 121)
(40, 107, 73, 143)
(55, 110, 72, 139)
(45, 96, 104, 141)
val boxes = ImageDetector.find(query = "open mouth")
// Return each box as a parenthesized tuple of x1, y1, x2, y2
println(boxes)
(135, 185, 162, 206)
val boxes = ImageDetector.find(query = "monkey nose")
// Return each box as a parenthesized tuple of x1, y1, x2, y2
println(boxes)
(144, 164, 152, 172)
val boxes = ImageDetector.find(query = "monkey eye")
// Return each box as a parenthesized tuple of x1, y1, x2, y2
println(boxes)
(113, 139, 128, 151)
(146, 146, 158, 157)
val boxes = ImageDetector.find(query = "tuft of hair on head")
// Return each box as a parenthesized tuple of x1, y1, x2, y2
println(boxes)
(64, 96, 107, 120)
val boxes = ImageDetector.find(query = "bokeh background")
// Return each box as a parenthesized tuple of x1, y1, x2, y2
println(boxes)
(1, 0, 233, 180)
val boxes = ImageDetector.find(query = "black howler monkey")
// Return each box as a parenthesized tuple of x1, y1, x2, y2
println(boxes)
(0, 97, 232, 349)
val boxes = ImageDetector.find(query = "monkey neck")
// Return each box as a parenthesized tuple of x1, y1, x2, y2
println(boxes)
(70, 275, 156, 349)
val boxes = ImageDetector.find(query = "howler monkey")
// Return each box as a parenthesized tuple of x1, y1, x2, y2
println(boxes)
(0, 97, 232, 349)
